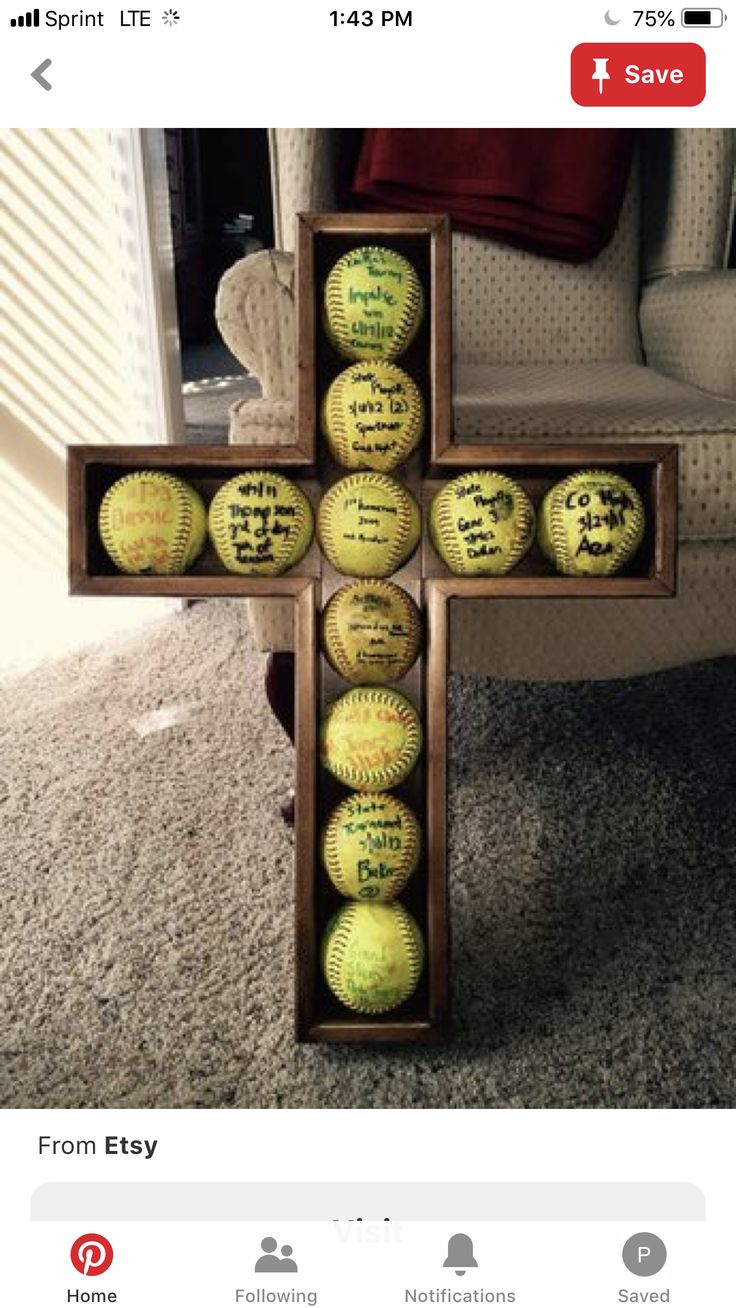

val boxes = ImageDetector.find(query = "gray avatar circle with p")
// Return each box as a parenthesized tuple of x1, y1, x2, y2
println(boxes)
(622, 1233, 667, 1277)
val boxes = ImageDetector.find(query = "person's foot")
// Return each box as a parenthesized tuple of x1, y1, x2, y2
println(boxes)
(280, 788, 295, 827)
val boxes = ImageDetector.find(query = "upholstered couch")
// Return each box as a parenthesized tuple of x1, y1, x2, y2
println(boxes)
(216, 128, 736, 679)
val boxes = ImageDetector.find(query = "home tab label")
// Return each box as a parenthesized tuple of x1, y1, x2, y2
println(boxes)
(571, 43, 706, 106)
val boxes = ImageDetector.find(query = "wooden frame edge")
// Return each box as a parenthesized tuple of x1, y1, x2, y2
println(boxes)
(68, 576, 317, 599)
(294, 579, 319, 1042)
(298, 212, 450, 235)
(432, 442, 679, 469)
(67, 447, 87, 595)
(429, 215, 453, 464)
(425, 580, 451, 1038)
(657, 446, 679, 597)
(67, 444, 315, 469)
(296, 217, 318, 462)
(428, 577, 674, 600)
(304, 1020, 444, 1045)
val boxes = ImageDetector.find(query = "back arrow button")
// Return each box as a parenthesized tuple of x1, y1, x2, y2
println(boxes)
(31, 59, 53, 90)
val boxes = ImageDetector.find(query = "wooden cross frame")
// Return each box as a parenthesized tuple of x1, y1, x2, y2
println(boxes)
(68, 213, 678, 1046)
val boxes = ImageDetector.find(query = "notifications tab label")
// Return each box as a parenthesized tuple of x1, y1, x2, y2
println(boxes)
(571, 43, 706, 106)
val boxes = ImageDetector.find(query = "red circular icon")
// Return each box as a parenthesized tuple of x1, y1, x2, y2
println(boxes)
(70, 1234, 114, 1277)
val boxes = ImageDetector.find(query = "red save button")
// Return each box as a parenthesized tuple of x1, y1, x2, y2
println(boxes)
(571, 43, 706, 106)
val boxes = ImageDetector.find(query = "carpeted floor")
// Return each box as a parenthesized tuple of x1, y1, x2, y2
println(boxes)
(181, 342, 260, 443)
(1, 600, 734, 1108)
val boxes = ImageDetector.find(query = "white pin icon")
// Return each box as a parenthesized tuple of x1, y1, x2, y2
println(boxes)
(71, 1232, 113, 1279)
(592, 57, 611, 94)
(79, 1240, 107, 1275)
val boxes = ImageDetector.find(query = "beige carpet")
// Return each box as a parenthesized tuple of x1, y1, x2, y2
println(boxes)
(1, 600, 734, 1108)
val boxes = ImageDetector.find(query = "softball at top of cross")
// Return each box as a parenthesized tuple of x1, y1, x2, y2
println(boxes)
(321, 901, 425, 1014)
(429, 469, 535, 576)
(321, 579, 422, 685)
(321, 360, 424, 472)
(321, 792, 421, 901)
(317, 472, 421, 579)
(537, 468, 645, 576)
(323, 245, 425, 361)
(319, 685, 422, 792)
(208, 471, 313, 576)
(98, 470, 206, 575)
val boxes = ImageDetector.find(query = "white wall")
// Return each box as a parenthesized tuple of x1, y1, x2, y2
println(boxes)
(1, 128, 178, 673)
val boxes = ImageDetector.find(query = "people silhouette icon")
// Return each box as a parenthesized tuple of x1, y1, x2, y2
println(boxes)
(255, 1237, 298, 1273)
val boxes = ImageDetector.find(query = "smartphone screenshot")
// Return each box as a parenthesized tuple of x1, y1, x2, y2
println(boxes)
(1, 3, 734, 1304)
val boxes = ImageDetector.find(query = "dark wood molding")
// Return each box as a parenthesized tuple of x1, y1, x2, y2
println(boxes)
(294, 580, 319, 1041)
(425, 581, 450, 1038)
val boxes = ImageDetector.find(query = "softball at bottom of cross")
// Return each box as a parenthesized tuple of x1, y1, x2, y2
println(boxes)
(537, 469, 645, 576)
(322, 793, 421, 901)
(321, 902, 425, 1014)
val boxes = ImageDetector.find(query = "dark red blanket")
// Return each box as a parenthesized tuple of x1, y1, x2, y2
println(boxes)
(352, 129, 636, 262)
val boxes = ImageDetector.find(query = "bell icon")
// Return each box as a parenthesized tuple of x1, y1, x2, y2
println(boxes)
(443, 1233, 478, 1276)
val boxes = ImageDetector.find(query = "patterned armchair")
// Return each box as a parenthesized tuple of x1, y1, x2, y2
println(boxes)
(216, 128, 736, 679)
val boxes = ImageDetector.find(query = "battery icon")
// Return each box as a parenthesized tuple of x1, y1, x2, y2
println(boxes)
(681, 7, 725, 23)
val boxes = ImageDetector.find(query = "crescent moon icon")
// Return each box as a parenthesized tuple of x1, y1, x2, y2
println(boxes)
(604, 9, 621, 22)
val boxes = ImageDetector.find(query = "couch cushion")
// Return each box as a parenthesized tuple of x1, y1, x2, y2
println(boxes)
(453, 177, 643, 367)
(450, 540, 736, 679)
(454, 362, 736, 541)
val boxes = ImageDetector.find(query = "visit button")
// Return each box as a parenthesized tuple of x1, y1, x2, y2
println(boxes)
(571, 43, 706, 106)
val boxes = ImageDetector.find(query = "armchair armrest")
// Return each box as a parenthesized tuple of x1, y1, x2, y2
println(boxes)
(640, 271, 736, 400)
(216, 248, 295, 397)
(215, 249, 296, 447)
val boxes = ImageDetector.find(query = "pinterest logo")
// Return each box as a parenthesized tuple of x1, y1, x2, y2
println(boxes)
(70, 1234, 114, 1277)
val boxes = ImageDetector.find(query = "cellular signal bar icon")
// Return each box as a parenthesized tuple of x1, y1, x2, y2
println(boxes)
(10, 8, 40, 25)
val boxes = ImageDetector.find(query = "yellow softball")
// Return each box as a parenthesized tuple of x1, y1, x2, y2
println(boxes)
(321, 361, 424, 472)
(98, 471, 206, 575)
(323, 245, 424, 361)
(429, 470, 535, 576)
(321, 901, 424, 1014)
(319, 686, 422, 792)
(208, 471, 313, 576)
(321, 579, 421, 685)
(317, 473, 421, 579)
(322, 793, 421, 901)
(537, 469, 646, 576)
